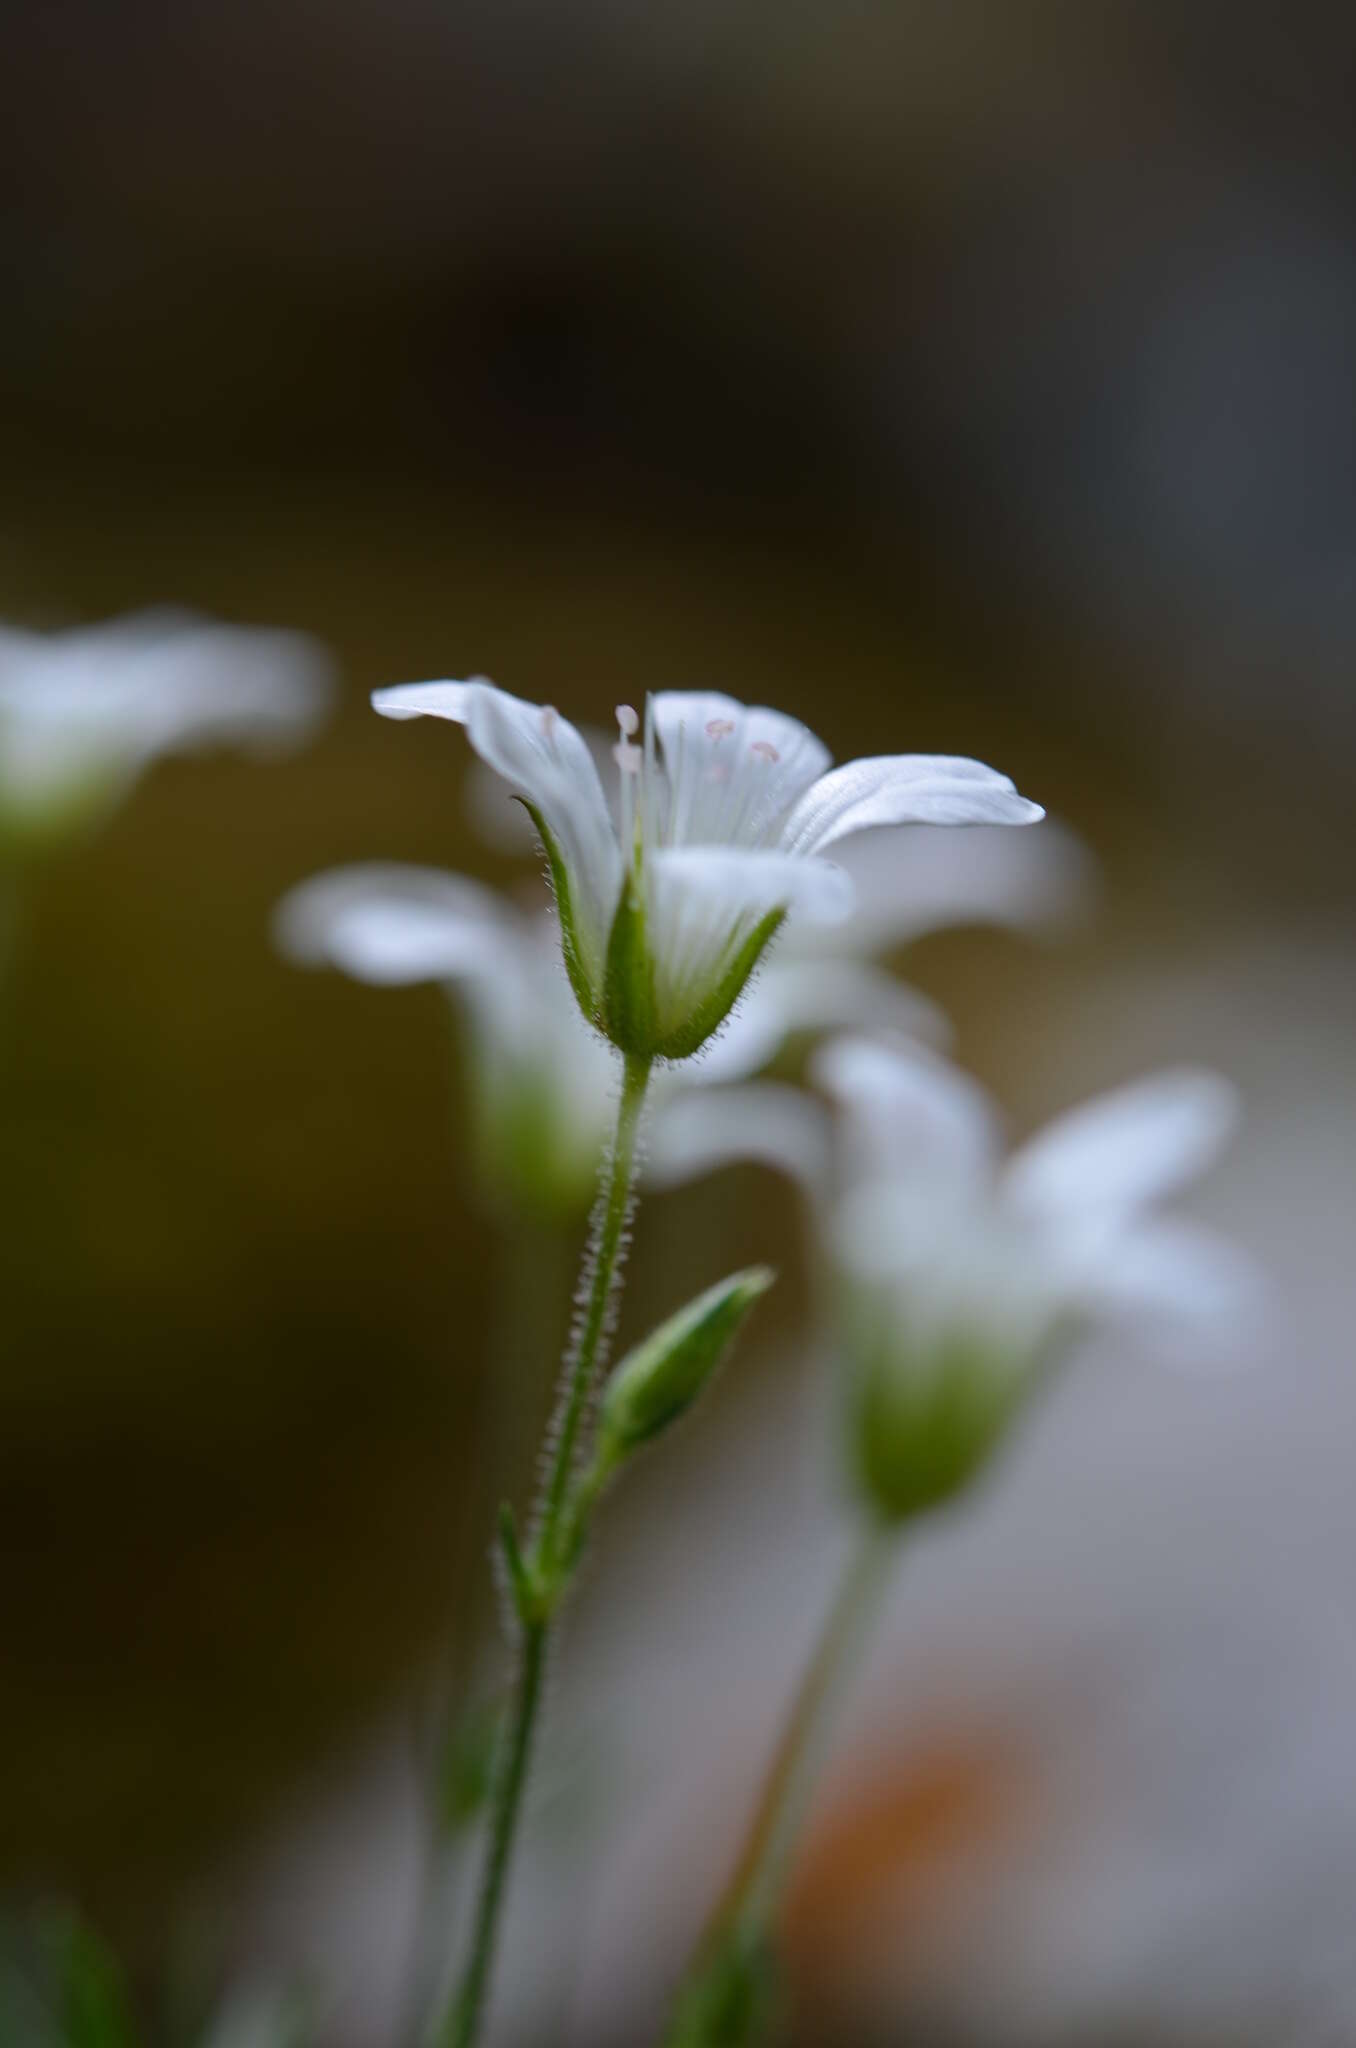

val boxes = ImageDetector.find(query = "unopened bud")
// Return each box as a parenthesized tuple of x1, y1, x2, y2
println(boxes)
(600, 1267, 775, 1459)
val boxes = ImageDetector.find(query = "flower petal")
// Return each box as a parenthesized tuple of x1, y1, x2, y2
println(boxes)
(372, 678, 621, 989)
(273, 864, 509, 985)
(646, 1083, 832, 1196)
(832, 1175, 1070, 1364)
(780, 754, 1044, 854)
(643, 845, 853, 1047)
(278, 866, 620, 1214)
(0, 612, 331, 818)
(807, 817, 1096, 956)
(699, 960, 949, 1083)
(648, 845, 854, 928)
(466, 722, 619, 851)
(813, 1035, 1001, 1190)
(1075, 1218, 1268, 1359)
(369, 679, 472, 723)
(649, 691, 832, 849)
(1003, 1069, 1240, 1223)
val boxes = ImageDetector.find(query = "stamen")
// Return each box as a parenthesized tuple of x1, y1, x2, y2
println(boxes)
(539, 705, 559, 741)
(750, 739, 780, 763)
(615, 730, 641, 861)
(705, 717, 736, 739)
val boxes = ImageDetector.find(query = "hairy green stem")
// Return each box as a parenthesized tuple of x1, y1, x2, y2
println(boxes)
(666, 1526, 896, 2046)
(436, 1051, 651, 2048)
(539, 1051, 650, 1562)
(400, 1215, 572, 2048)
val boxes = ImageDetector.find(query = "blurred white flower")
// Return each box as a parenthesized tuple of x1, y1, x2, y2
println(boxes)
(466, 744, 1093, 1084)
(274, 787, 1091, 1220)
(372, 678, 1042, 1064)
(0, 609, 331, 844)
(273, 862, 943, 1219)
(274, 864, 616, 1220)
(822, 1037, 1253, 1351)
(652, 1036, 1259, 1520)
(467, 735, 1092, 1072)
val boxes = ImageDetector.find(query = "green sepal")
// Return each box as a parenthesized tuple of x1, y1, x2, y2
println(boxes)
(600, 1266, 775, 1461)
(437, 1697, 500, 1838)
(851, 1333, 1042, 1526)
(518, 799, 598, 1027)
(653, 907, 785, 1062)
(497, 1502, 545, 1626)
(601, 867, 658, 1058)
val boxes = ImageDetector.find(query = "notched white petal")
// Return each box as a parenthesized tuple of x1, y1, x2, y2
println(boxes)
(821, 818, 1097, 954)
(814, 1035, 1000, 1190)
(1003, 1069, 1240, 1223)
(649, 691, 832, 849)
(274, 864, 508, 985)
(645, 1083, 832, 1196)
(372, 677, 621, 991)
(1081, 1218, 1269, 1362)
(370, 680, 474, 723)
(641, 849, 851, 1049)
(648, 846, 854, 926)
(717, 961, 950, 1079)
(0, 611, 331, 818)
(781, 754, 1044, 855)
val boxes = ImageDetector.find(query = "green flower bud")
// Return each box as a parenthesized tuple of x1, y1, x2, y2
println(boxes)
(600, 1266, 775, 1460)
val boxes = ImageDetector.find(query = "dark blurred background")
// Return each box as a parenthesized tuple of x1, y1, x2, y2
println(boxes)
(2, 5, 1355, 2043)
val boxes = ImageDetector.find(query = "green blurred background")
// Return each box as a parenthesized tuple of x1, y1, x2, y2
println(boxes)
(2, 5, 1355, 2043)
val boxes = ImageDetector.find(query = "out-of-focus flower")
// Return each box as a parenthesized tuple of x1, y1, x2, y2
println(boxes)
(274, 864, 616, 1221)
(0, 609, 331, 847)
(372, 679, 1042, 1064)
(467, 748, 1094, 1077)
(275, 794, 1092, 1221)
(699, 815, 1095, 1079)
(825, 1041, 1254, 1520)
(273, 861, 945, 1219)
(653, 1037, 1259, 1521)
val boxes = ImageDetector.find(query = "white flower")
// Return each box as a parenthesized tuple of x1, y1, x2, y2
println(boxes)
(371, 679, 1042, 1063)
(650, 1036, 1258, 1520)
(274, 864, 618, 1220)
(272, 859, 947, 1218)
(0, 609, 331, 843)
(465, 734, 1092, 1080)
(818, 1037, 1253, 1359)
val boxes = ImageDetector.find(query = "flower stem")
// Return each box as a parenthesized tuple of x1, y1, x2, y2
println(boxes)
(439, 1617, 546, 2048)
(436, 1050, 651, 2048)
(399, 1216, 571, 2048)
(539, 1050, 651, 1564)
(665, 1526, 896, 2046)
